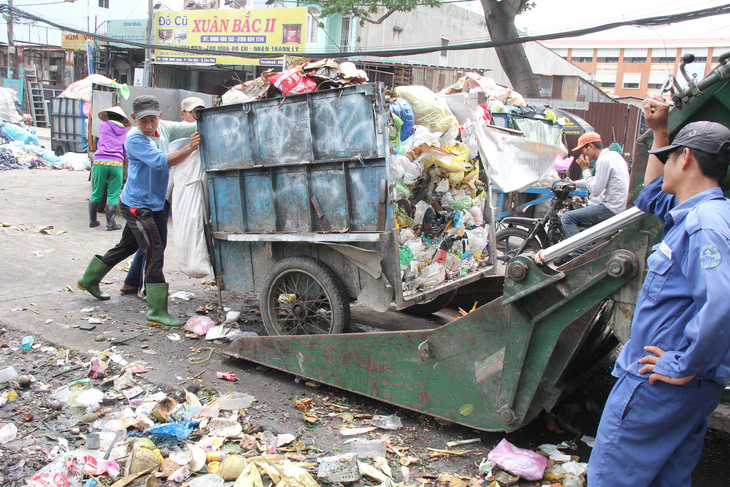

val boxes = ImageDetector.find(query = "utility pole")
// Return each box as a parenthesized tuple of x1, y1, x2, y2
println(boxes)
(6, 0, 14, 79)
(143, 0, 152, 86)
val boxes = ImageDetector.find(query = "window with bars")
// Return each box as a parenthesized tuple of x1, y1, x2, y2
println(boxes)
(306, 7, 320, 44)
(340, 17, 351, 49)
(99, 0, 109, 7)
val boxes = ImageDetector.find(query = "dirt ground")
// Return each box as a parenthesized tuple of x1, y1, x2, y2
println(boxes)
(1, 168, 729, 486)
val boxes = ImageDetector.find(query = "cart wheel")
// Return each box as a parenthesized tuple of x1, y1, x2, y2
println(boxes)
(260, 256, 351, 336)
(404, 289, 457, 316)
(495, 227, 541, 262)
(54, 144, 66, 156)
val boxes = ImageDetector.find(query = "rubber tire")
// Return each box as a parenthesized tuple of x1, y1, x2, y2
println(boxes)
(495, 227, 541, 262)
(260, 256, 350, 336)
(404, 289, 458, 316)
(54, 143, 66, 156)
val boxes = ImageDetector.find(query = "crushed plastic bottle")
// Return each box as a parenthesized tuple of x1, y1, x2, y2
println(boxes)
(0, 366, 18, 383)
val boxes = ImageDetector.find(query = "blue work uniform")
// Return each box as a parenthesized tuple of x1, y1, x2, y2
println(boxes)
(588, 175, 730, 487)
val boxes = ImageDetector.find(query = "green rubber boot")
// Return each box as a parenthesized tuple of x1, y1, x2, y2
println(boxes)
(145, 283, 185, 327)
(76, 256, 112, 300)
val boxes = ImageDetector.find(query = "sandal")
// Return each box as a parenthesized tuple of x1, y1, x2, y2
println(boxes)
(120, 285, 138, 295)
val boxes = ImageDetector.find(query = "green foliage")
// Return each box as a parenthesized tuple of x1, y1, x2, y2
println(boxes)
(318, 0, 442, 24)
(518, 1, 536, 14)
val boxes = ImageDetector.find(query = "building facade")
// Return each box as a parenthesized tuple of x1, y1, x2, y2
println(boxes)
(544, 38, 730, 99)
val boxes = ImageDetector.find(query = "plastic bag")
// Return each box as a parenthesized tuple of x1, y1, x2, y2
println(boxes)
(398, 227, 416, 246)
(399, 246, 414, 266)
(421, 207, 449, 239)
(391, 155, 422, 185)
(395, 86, 458, 134)
(488, 438, 546, 481)
(171, 149, 213, 278)
(402, 125, 442, 154)
(390, 98, 415, 141)
(413, 201, 430, 225)
(184, 315, 216, 336)
(0, 422, 17, 444)
(269, 68, 317, 96)
(466, 227, 488, 253)
(442, 190, 472, 210)
(412, 262, 446, 290)
(1, 122, 39, 145)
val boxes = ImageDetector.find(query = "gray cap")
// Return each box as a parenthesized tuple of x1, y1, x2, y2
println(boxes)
(132, 95, 161, 119)
(649, 121, 730, 163)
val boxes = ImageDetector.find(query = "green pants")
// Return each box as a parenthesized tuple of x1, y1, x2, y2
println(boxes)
(91, 163, 123, 205)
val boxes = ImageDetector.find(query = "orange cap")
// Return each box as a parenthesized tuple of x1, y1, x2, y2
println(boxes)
(572, 132, 602, 152)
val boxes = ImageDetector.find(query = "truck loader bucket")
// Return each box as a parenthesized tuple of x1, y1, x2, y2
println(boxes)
(223, 211, 653, 432)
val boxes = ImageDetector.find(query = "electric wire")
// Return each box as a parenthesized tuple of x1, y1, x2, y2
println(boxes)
(1, 2, 729, 59)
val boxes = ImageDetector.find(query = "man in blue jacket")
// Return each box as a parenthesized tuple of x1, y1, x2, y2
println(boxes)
(77, 95, 201, 327)
(588, 96, 730, 486)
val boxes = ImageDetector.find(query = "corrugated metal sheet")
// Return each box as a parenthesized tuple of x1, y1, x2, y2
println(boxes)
(565, 102, 644, 177)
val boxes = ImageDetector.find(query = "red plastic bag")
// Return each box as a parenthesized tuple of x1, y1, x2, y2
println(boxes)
(269, 68, 317, 96)
(487, 438, 546, 481)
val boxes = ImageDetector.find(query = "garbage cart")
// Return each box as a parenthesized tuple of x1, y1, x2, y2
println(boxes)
(198, 83, 498, 336)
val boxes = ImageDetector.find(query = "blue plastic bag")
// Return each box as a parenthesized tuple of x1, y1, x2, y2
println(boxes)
(1, 122, 39, 145)
(390, 98, 415, 141)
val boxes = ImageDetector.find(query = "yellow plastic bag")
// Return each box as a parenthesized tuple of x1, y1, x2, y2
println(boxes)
(395, 86, 458, 133)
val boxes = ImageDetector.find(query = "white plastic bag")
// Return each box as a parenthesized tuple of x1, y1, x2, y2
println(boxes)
(171, 148, 214, 278)
(487, 438, 546, 481)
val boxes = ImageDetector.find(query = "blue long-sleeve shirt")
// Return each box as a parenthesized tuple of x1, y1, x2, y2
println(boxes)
(120, 120, 196, 211)
(615, 175, 730, 386)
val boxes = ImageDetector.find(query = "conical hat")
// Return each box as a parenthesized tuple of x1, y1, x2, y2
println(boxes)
(98, 106, 131, 128)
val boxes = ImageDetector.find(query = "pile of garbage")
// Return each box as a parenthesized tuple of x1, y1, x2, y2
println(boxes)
(222, 59, 368, 105)
(389, 87, 488, 293)
(0, 121, 82, 171)
(388, 73, 572, 293)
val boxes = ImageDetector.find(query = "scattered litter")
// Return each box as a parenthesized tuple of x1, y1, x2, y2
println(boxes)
(0, 422, 17, 444)
(318, 453, 360, 482)
(581, 435, 595, 448)
(350, 439, 387, 459)
(184, 315, 216, 336)
(20, 335, 34, 350)
(340, 426, 377, 436)
(539, 443, 572, 462)
(224, 310, 241, 323)
(371, 414, 403, 430)
(488, 438, 546, 481)
(170, 291, 195, 301)
(447, 438, 481, 448)
(218, 392, 255, 410)
(167, 333, 182, 341)
(205, 325, 230, 341)
(216, 372, 238, 381)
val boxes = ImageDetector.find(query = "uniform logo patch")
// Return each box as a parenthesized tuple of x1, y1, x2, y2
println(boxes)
(700, 245, 722, 269)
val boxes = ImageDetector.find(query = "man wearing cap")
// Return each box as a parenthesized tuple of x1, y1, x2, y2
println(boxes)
(588, 96, 730, 486)
(560, 131, 630, 249)
(168, 97, 213, 278)
(77, 95, 202, 328)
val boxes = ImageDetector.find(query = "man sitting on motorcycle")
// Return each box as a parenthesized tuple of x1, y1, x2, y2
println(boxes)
(561, 131, 630, 254)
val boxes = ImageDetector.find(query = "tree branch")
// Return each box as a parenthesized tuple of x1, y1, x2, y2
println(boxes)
(362, 8, 397, 24)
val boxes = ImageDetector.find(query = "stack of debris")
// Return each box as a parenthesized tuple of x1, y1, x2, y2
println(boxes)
(221, 59, 369, 104)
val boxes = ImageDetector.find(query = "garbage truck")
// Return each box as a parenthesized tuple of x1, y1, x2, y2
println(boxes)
(210, 53, 730, 432)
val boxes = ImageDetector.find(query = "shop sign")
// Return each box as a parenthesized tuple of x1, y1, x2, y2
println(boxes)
(154, 8, 306, 66)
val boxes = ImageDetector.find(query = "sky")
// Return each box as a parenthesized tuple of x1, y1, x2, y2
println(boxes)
(3, 0, 730, 47)
(513, 0, 730, 41)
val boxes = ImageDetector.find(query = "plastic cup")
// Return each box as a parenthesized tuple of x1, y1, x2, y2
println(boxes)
(86, 433, 100, 450)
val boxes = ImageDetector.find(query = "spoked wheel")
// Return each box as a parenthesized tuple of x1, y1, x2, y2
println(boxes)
(260, 256, 350, 336)
(495, 227, 541, 263)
